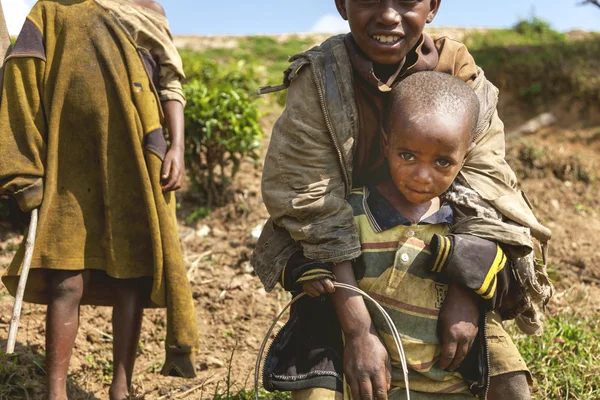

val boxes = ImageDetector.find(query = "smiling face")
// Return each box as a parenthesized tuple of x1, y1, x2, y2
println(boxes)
(384, 110, 473, 205)
(335, 0, 441, 65)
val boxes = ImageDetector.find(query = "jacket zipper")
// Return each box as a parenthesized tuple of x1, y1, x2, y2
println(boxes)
(262, 309, 299, 390)
(482, 312, 490, 400)
(310, 66, 352, 197)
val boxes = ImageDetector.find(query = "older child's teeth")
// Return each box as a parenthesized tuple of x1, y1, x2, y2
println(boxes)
(373, 35, 399, 43)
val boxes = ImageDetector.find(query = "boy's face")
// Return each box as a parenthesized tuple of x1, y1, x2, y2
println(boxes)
(384, 111, 473, 205)
(336, 0, 441, 65)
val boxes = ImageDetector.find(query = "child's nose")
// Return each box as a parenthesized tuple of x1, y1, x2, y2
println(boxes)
(377, 2, 402, 26)
(413, 167, 433, 184)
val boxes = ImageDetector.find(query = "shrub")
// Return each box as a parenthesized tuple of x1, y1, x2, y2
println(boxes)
(465, 17, 566, 49)
(182, 56, 262, 206)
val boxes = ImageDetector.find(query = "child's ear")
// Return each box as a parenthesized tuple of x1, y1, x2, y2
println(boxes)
(426, 0, 442, 24)
(335, 0, 349, 20)
(467, 141, 476, 154)
(462, 142, 476, 165)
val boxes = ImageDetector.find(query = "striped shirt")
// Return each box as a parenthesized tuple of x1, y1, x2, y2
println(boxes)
(349, 186, 474, 397)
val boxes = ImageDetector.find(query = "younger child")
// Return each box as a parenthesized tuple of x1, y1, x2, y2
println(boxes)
(0, 1, 197, 399)
(265, 72, 531, 400)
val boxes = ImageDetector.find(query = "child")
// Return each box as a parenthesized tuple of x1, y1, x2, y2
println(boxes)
(265, 72, 531, 400)
(0, 1, 197, 399)
(253, 0, 551, 397)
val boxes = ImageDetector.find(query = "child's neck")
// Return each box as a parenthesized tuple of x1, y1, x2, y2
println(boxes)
(373, 63, 401, 83)
(375, 181, 441, 224)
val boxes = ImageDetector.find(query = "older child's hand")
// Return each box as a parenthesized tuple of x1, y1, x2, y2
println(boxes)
(161, 100, 185, 192)
(438, 283, 480, 371)
(161, 146, 185, 192)
(301, 278, 335, 297)
(344, 330, 391, 400)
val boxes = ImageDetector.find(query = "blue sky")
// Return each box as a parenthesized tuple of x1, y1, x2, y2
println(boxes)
(4, 0, 599, 35)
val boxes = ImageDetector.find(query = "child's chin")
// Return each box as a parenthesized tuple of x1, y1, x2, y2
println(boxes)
(404, 191, 437, 205)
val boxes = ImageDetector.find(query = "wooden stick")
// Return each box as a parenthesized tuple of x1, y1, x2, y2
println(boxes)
(6, 208, 39, 354)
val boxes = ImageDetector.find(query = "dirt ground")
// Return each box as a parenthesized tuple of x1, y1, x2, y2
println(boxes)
(1, 99, 599, 399)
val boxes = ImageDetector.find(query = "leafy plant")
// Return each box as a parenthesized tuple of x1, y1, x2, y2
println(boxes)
(185, 207, 211, 224)
(183, 56, 262, 206)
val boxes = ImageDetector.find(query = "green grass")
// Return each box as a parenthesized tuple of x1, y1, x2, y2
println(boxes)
(0, 352, 29, 400)
(509, 315, 600, 400)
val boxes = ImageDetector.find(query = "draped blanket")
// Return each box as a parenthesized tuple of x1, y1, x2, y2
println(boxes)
(0, 0, 197, 377)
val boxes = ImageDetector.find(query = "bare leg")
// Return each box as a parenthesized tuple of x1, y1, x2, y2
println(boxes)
(109, 279, 144, 400)
(45, 270, 90, 400)
(488, 372, 531, 400)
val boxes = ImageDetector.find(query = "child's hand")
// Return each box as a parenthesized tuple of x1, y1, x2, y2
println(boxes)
(344, 331, 391, 400)
(438, 283, 480, 371)
(161, 146, 185, 192)
(302, 278, 335, 297)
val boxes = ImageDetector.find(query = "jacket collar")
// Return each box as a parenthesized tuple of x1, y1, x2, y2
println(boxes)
(344, 33, 439, 92)
(364, 185, 453, 232)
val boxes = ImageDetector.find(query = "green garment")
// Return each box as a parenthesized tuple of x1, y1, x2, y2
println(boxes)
(0, 0, 197, 378)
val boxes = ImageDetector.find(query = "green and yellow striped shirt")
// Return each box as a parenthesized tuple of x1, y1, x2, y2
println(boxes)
(349, 187, 473, 397)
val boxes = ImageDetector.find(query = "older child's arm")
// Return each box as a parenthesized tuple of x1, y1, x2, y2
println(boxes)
(431, 234, 517, 371)
(438, 283, 480, 371)
(161, 100, 185, 192)
(332, 261, 390, 400)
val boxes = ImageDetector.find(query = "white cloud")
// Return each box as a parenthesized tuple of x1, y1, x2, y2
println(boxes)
(310, 14, 349, 34)
(2, 0, 34, 36)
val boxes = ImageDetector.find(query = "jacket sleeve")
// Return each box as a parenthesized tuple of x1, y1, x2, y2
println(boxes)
(279, 250, 335, 292)
(430, 234, 521, 312)
(461, 77, 551, 243)
(261, 66, 362, 264)
(0, 56, 47, 212)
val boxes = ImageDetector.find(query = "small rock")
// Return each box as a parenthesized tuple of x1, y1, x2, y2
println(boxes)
(228, 274, 253, 290)
(564, 181, 573, 188)
(550, 199, 560, 210)
(212, 227, 227, 238)
(178, 226, 195, 242)
(195, 225, 211, 238)
(250, 220, 267, 241)
(86, 331, 101, 345)
(241, 261, 254, 274)
(206, 356, 224, 368)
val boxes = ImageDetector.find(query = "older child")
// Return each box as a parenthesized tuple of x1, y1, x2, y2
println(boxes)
(265, 72, 531, 400)
(0, 1, 197, 399)
(254, 0, 550, 398)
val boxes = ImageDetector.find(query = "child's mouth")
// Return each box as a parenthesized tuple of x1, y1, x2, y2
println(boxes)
(371, 34, 403, 45)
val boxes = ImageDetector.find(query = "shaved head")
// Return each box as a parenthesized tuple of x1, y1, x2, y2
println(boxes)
(385, 71, 480, 144)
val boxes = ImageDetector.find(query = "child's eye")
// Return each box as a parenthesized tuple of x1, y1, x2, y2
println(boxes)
(399, 152, 415, 161)
(436, 159, 452, 168)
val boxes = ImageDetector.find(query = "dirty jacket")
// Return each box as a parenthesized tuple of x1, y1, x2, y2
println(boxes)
(253, 34, 551, 287)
